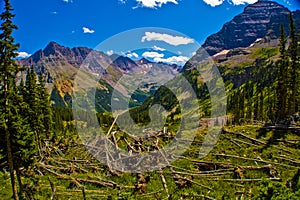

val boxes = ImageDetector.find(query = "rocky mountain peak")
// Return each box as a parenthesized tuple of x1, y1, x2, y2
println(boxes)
(20, 42, 95, 67)
(135, 58, 152, 65)
(202, 0, 291, 55)
(112, 56, 138, 72)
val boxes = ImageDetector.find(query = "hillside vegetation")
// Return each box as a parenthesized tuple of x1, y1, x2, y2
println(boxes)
(0, 0, 300, 199)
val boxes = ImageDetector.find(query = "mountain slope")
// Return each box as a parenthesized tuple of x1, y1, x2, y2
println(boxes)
(19, 42, 182, 111)
(202, 0, 299, 55)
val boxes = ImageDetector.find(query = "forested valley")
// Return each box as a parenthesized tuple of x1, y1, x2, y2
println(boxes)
(0, 0, 300, 199)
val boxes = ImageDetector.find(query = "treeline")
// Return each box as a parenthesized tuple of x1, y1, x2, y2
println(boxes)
(128, 14, 299, 127)
(227, 14, 300, 124)
(0, 1, 55, 199)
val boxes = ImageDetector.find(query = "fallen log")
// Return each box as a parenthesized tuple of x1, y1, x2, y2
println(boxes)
(223, 128, 293, 154)
(158, 170, 169, 198)
(222, 135, 241, 147)
(212, 154, 297, 168)
(272, 156, 300, 166)
(209, 178, 282, 182)
(222, 128, 265, 145)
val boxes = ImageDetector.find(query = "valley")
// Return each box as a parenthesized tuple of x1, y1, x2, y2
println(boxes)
(0, 0, 300, 199)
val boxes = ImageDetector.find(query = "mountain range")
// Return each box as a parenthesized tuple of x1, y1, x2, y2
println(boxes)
(19, 0, 300, 111)
(202, 0, 300, 55)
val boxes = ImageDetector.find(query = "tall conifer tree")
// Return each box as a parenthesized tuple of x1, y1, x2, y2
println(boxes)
(276, 24, 288, 120)
(0, 1, 37, 198)
(288, 13, 298, 114)
(0, 0, 21, 198)
(37, 72, 53, 139)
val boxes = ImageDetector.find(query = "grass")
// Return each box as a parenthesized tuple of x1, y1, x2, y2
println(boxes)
(1, 124, 299, 199)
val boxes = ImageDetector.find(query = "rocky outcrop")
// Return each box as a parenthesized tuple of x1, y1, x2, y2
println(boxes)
(21, 41, 94, 68)
(202, 0, 296, 55)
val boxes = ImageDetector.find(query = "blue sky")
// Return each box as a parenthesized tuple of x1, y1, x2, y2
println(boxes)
(1, 0, 299, 64)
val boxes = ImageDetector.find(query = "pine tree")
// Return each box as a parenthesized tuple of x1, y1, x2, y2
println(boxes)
(253, 83, 259, 121)
(0, 0, 21, 199)
(37, 72, 53, 139)
(0, 1, 37, 199)
(24, 66, 42, 156)
(10, 79, 36, 199)
(275, 24, 288, 121)
(288, 13, 298, 114)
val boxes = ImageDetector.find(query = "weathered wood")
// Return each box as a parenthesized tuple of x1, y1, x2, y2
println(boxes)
(166, 170, 232, 177)
(48, 177, 56, 200)
(209, 178, 282, 182)
(272, 156, 300, 166)
(82, 187, 86, 200)
(106, 113, 120, 137)
(223, 128, 294, 154)
(223, 135, 241, 147)
(182, 177, 213, 190)
(158, 170, 169, 198)
(212, 153, 297, 168)
(186, 194, 216, 200)
(222, 128, 266, 145)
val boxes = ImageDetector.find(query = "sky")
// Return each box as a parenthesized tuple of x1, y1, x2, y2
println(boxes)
(1, 0, 299, 64)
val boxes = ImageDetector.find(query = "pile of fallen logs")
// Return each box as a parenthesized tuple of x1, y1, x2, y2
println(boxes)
(35, 125, 300, 199)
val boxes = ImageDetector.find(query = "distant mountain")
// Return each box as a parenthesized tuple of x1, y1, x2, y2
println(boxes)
(19, 42, 181, 110)
(135, 58, 152, 65)
(20, 41, 112, 81)
(202, 0, 300, 56)
(130, 0, 300, 124)
(112, 56, 139, 74)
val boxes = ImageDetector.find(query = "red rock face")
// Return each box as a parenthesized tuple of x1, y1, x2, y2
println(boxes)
(20, 41, 94, 68)
(202, 1, 299, 56)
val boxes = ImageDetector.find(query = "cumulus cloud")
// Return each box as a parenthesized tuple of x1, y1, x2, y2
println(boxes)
(230, 0, 257, 5)
(154, 55, 189, 65)
(136, 0, 178, 8)
(142, 32, 194, 46)
(106, 50, 114, 56)
(202, 0, 224, 7)
(142, 51, 164, 59)
(203, 0, 258, 7)
(17, 52, 31, 59)
(282, 0, 292, 6)
(152, 45, 166, 51)
(119, 0, 127, 4)
(126, 52, 139, 58)
(83, 27, 95, 34)
(63, 0, 73, 3)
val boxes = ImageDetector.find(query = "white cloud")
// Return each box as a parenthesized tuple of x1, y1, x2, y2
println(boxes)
(52, 11, 58, 15)
(126, 52, 139, 58)
(152, 45, 166, 51)
(203, 0, 258, 7)
(154, 55, 189, 65)
(283, 0, 292, 6)
(142, 32, 194, 46)
(119, 0, 127, 4)
(63, 0, 73, 3)
(17, 52, 31, 59)
(230, 0, 257, 5)
(202, 0, 224, 7)
(142, 51, 164, 59)
(142, 50, 188, 65)
(106, 50, 114, 56)
(136, 0, 178, 8)
(83, 27, 95, 34)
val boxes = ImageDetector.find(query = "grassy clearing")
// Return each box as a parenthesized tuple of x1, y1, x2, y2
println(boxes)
(1, 125, 299, 199)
